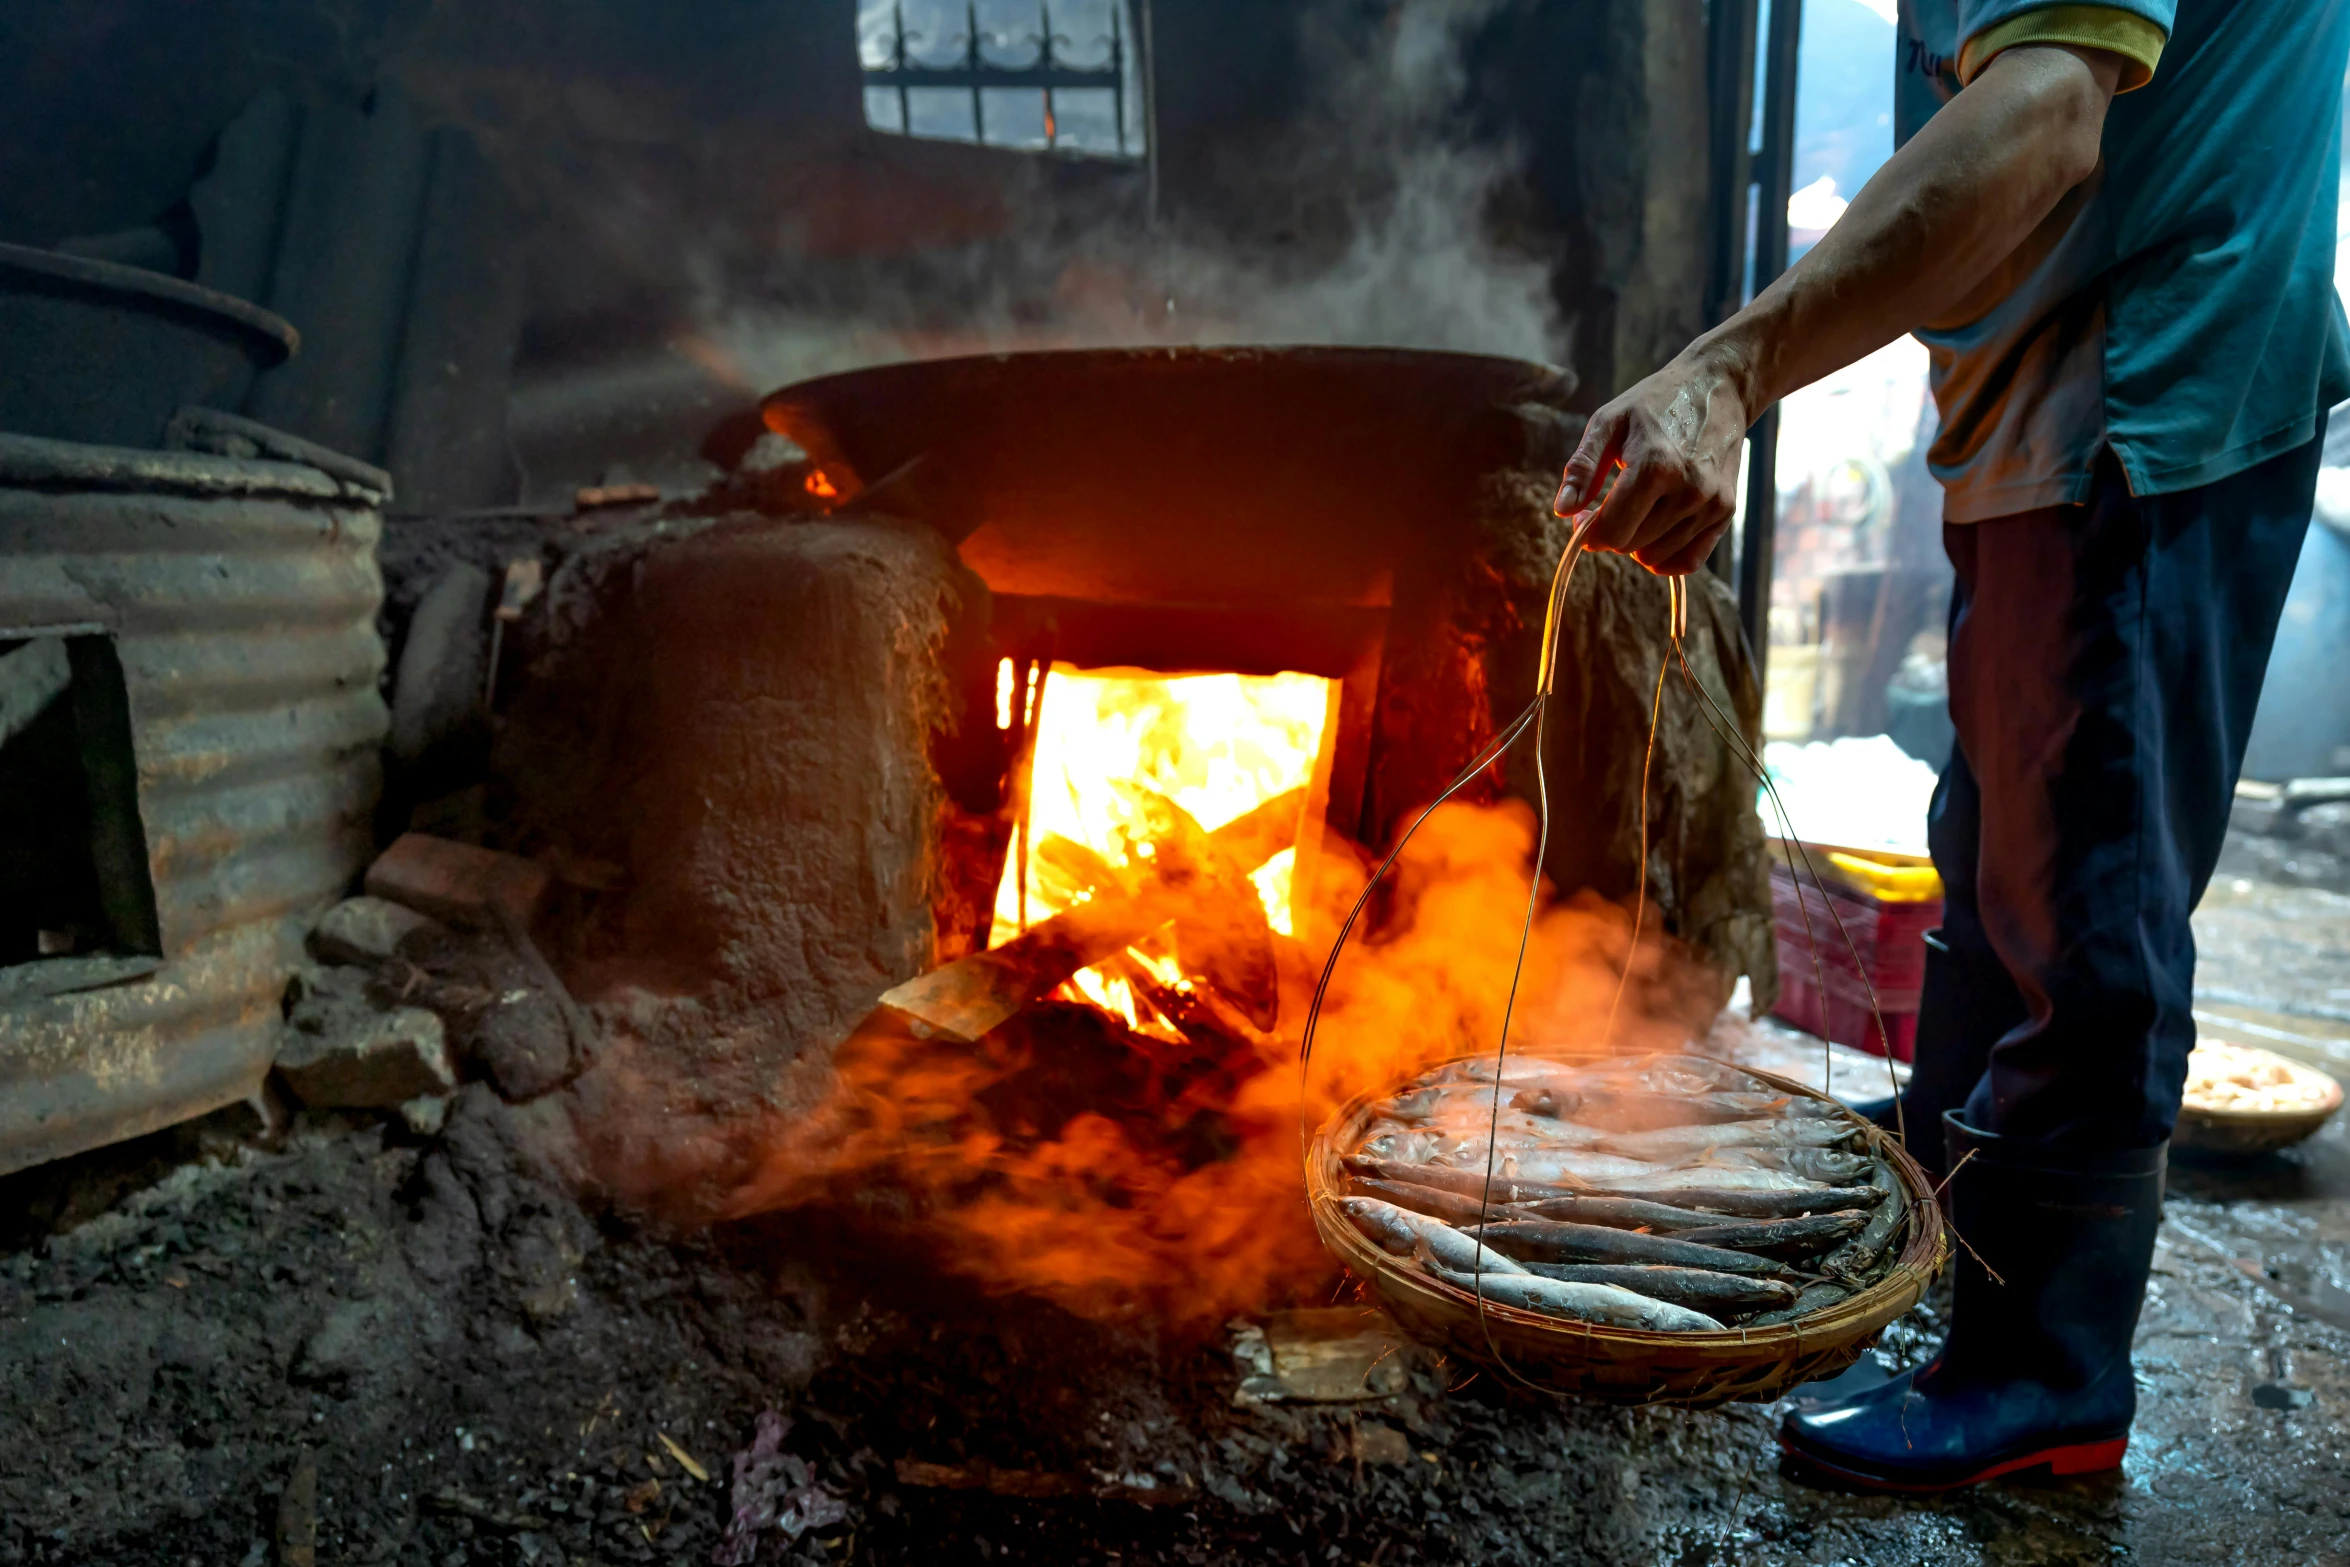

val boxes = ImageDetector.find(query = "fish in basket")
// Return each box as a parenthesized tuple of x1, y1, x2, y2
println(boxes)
(1306, 1053, 1948, 1407)
(1294, 525, 1945, 1405)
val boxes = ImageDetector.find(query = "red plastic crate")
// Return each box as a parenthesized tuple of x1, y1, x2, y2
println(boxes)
(1774, 959, 1921, 1061)
(1769, 859, 1939, 1061)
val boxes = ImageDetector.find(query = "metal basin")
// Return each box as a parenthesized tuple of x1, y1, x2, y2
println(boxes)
(758, 346, 1581, 609)
(0, 241, 299, 448)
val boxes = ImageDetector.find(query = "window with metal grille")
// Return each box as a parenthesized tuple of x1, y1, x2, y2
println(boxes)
(859, 0, 1147, 159)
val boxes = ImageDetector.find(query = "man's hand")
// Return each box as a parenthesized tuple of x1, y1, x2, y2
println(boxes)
(1549, 41, 2124, 578)
(1555, 343, 1756, 576)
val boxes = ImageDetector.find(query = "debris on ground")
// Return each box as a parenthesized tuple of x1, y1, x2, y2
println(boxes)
(281, 867, 593, 1115)
(3, 885, 2349, 1565)
(893, 1457, 1196, 1506)
(1230, 1308, 1418, 1404)
(309, 895, 449, 968)
(275, 973, 456, 1109)
(716, 1410, 848, 1564)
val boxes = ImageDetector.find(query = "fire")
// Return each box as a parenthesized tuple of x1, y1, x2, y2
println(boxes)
(804, 468, 838, 498)
(991, 663, 1331, 963)
(986, 664, 1328, 1039)
(729, 668, 1717, 1327)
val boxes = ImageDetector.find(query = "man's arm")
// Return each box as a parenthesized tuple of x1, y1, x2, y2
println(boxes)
(1556, 42, 2127, 576)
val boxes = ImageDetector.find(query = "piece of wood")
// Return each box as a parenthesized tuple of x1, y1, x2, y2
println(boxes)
(879, 786, 1304, 1041)
(1136, 788, 1278, 1028)
(422, 1490, 551, 1531)
(275, 1449, 318, 1567)
(894, 1457, 1195, 1506)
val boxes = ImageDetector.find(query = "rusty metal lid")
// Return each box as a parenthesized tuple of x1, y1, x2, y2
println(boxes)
(0, 240, 299, 362)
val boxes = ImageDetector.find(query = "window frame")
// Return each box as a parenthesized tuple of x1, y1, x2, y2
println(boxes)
(860, 0, 1143, 159)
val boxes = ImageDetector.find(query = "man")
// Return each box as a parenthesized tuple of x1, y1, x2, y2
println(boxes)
(1553, 0, 2350, 1492)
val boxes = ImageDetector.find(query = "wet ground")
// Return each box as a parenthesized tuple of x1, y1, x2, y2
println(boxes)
(3, 875, 2348, 1565)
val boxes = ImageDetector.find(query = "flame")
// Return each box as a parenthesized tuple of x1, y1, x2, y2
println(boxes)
(805, 468, 839, 498)
(989, 665, 1330, 947)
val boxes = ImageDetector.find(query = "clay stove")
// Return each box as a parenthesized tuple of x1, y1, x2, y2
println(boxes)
(484, 347, 1773, 1315)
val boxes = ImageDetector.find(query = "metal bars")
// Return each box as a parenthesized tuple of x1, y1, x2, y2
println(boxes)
(866, 1, 1132, 156)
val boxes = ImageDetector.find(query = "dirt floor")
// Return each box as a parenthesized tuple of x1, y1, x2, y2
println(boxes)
(5, 874, 2350, 1566)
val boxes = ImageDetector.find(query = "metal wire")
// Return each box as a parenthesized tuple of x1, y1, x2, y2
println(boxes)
(1299, 505, 1908, 1379)
(1295, 514, 1593, 1384)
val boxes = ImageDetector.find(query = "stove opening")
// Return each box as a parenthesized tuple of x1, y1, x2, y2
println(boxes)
(990, 661, 1333, 1034)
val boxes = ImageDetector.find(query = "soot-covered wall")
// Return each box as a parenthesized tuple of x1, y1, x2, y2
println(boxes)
(2, 1, 1715, 501)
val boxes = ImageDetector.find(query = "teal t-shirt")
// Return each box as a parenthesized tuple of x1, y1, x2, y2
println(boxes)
(1897, 0, 2350, 521)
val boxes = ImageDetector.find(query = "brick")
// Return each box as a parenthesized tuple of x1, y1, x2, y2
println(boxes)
(363, 832, 551, 931)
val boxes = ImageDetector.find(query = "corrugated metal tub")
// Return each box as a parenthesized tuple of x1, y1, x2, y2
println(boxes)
(0, 432, 387, 1173)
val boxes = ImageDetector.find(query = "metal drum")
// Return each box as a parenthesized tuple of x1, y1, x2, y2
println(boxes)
(0, 432, 387, 1174)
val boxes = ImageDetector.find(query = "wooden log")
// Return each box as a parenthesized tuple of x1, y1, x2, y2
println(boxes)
(878, 787, 1303, 1041)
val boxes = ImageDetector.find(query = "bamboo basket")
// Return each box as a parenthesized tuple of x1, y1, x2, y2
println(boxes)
(1306, 1062, 1948, 1407)
(2176, 1061, 2343, 1155)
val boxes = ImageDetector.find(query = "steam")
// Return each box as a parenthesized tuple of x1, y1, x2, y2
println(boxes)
(695, 0, 1568, 394)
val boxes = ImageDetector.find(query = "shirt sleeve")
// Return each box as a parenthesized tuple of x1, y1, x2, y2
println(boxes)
(1955, 2, 2171, 92)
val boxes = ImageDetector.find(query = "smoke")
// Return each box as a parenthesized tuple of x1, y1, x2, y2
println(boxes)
(696, 0, 1569, 395)
(723, 799, 1716, 1329)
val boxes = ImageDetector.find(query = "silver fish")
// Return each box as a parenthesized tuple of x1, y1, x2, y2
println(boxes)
(1374, 1087, 1451, 1122)
(1338, 1197, 1526, 1276)
(1594, 1117, 1855, 1161)
(1755, 1147, 1873, 1184)
(1377, 1084, 1562, 1123)
(1553, 1165, 1827, 1194)
(1411, 1107, 1608, 1149)
(1745, 1279, 1853, 1327)
(1663, 1144, 1872, 1184)
(1517, 1262, 1798, 1311)
(1438, 1149, 1665, 1186)
(1357, 1127, 1445, 1165)
(1821, 1161, 1908, 1284)
(1427, 1265, 1725, 1332)
(1435, 1055, 1600, 1086)
(1526, 1086, 1843, 1129)
(1361, 1124, 1566, 1167)
(1564, 1054, 1765, 1095)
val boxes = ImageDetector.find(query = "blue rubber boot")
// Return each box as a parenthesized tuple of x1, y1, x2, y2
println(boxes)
(1779, 1111, 2165, 1492)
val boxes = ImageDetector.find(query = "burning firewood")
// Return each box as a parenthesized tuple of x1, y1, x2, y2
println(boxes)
(878, 785, 1305, 1042)
(1116, 785, 1279, 1030)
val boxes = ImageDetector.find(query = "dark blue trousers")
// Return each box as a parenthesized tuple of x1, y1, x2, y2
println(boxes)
(1903, 432, 2323, 1156)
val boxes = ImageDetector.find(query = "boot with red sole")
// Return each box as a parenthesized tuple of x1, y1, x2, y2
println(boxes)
(1778, 1110, 2164, 1492)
